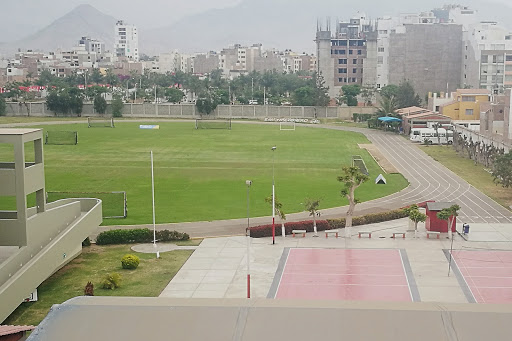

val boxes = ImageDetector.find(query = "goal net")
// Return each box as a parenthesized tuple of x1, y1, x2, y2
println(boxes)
(279, 121, 296, 131)
(45, 131, 78, 145)
(46, 191, 127, 218)
(88, 117, 115, 128)
(195, 118, 231, 130)
(352, 155, 369, 175)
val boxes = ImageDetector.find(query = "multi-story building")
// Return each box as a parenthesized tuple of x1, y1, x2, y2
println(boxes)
(79, 37, 105, 54)
(316, 14, 373, 98)
(430, 89, 491, 120)
(115, 20, 139, 62)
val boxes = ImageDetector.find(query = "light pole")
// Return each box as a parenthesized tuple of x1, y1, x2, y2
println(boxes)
(245, 180, 252, 298)
(271, 146, 277, 245)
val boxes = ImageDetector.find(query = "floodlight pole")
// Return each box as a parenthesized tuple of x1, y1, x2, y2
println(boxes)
(151, 151, 156, 247)
(246, 180, 252, 298)
(271, 146, 277, 245)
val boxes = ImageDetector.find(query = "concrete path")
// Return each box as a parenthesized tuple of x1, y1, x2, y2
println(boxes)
(159, 218, 506, 302)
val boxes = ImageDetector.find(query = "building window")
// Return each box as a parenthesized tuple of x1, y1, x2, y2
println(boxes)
(357, 50, 362, 55)
(352, 78, 357, 82)
(481, 55, 488, 63)
(377, 56, 384, 64)
(353, 59, 357, 64)
(506, 55, 512, 61)
(349, 50, 353, 55)
(338, 59, 347, 64)
(378, 47, 384, 52)
(338, 68, 347, 73)
(352, 68, 357, 73)
(377, 84, 381, 88)
(462, 96, 475, 102)
(340, 50, 346, 55)
(465, 109, 474, 116)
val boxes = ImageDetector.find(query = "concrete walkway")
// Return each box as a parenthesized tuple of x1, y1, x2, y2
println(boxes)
(159, 218, 512, 302)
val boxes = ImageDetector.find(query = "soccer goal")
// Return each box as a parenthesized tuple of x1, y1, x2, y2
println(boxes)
(195, 118, 232, 130)
(46, 191, 127, 218)
(352, 155, 369, 175)
(45, 131, 78, 145)
(88, 117, 115, 128)
(279, 121, 296, 131)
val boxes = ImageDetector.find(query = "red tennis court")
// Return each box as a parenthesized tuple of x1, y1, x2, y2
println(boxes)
(275, 248, 413, 301)
(452, 250, 512, 303)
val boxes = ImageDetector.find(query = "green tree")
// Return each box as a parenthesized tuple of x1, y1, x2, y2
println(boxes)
(379, 84, 399, 100)
(104, 69, 119, 86)
(360, 85, 376, 106)
(292, 86, 316, 106)
(492, 153, 512, 188)
(68, 87, 84, 116)
(111, 95, 124, 117)
(165, 88, 185, 103)
(437, 204, 460, 239)
(265, 195, 286, 237)
(90, 68, 104, 84)
(313, 72, 330, 106)
(304, 198, 321, 236)
(337, 166, 369, 238)
(403, 204, 427, 238)
(94, 95, 107, 115)
(196, 91, 219, 115)
(0, 96, 6, 116)
(396, 80, 421, 108)
(339, 85, 361, 107)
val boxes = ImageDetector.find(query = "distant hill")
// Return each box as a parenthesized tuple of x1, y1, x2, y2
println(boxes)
(0, 4, 117, 56)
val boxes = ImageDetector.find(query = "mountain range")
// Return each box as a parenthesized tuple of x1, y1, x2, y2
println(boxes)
(1, 1, 512, 57)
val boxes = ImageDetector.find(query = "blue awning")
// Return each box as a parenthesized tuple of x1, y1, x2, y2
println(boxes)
(378, 117, 402, 122)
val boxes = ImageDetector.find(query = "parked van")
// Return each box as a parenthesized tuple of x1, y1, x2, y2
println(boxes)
(410, 128, 453, 144)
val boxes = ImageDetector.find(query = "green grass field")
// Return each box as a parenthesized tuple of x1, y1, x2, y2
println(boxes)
(0, 121, 408, 225)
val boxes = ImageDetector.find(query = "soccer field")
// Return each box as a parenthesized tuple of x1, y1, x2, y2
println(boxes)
(0, 121, 408, 225)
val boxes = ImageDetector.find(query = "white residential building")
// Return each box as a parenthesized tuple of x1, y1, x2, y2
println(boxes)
(115, 20, 139, 62)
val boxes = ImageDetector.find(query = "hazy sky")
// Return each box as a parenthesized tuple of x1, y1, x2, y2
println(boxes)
(0, 0, 510, 43)
(0, 0, 242, 41)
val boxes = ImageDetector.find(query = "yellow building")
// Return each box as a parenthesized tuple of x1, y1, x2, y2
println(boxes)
(439, 89, 490, 120)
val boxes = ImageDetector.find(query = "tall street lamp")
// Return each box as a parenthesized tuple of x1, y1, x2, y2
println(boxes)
(245, 180, 252, 298)
(271, 146, 277, 245)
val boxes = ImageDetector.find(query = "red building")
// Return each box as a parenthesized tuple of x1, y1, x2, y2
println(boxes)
(425, 202, 457, 233)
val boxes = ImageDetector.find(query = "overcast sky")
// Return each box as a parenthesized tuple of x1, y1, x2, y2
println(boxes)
(0, 0, 510, 43)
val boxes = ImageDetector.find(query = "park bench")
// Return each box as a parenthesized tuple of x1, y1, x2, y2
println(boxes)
(392, 232, 406, 239)
(292, 230, 307, 238)
(426, 231, 441, 239)
(324, 229, 339, 238)
(358, 231, 372, 238)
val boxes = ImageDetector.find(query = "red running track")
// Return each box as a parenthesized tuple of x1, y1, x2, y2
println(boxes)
(452, 250, 512, 303)
(275, 248, 412, 301)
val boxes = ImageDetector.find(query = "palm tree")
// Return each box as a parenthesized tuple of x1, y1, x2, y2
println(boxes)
(376, 95, 398, 116)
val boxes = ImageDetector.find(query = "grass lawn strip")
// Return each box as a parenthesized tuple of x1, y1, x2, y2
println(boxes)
(4, 240, 200, 326)
(420, 145, 512, 210)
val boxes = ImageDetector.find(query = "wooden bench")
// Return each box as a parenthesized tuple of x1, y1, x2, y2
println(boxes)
(426, 231, 441, 239)
(392, 232, 406, 239)
(358, 231, 372, 238)
(324, 229, 339, 238)
(292, 230, 307, 238)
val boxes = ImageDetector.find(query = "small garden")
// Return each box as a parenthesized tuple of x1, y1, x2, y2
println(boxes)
(4, 238, 201, 326)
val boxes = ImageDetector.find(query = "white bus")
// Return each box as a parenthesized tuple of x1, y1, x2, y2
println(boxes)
(410, 128, 453, 144)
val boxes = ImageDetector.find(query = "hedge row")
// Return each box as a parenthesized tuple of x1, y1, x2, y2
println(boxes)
(95, 228, 189, 245)
(249, 209, 408, 238)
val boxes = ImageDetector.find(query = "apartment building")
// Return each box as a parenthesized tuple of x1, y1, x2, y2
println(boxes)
(433, 89, 491, 120)
(115, 20, 139, 62)
(316, 14, 373, 98)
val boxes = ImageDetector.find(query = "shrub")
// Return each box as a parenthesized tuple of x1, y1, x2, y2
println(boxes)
(95, 228, 189, 245)
(82, 237, 91, 247)
(249, 208, 409, 238)
(84, 281, 94, 296)
(102, 273, 121, 290)
(121, 254, 140, 270)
